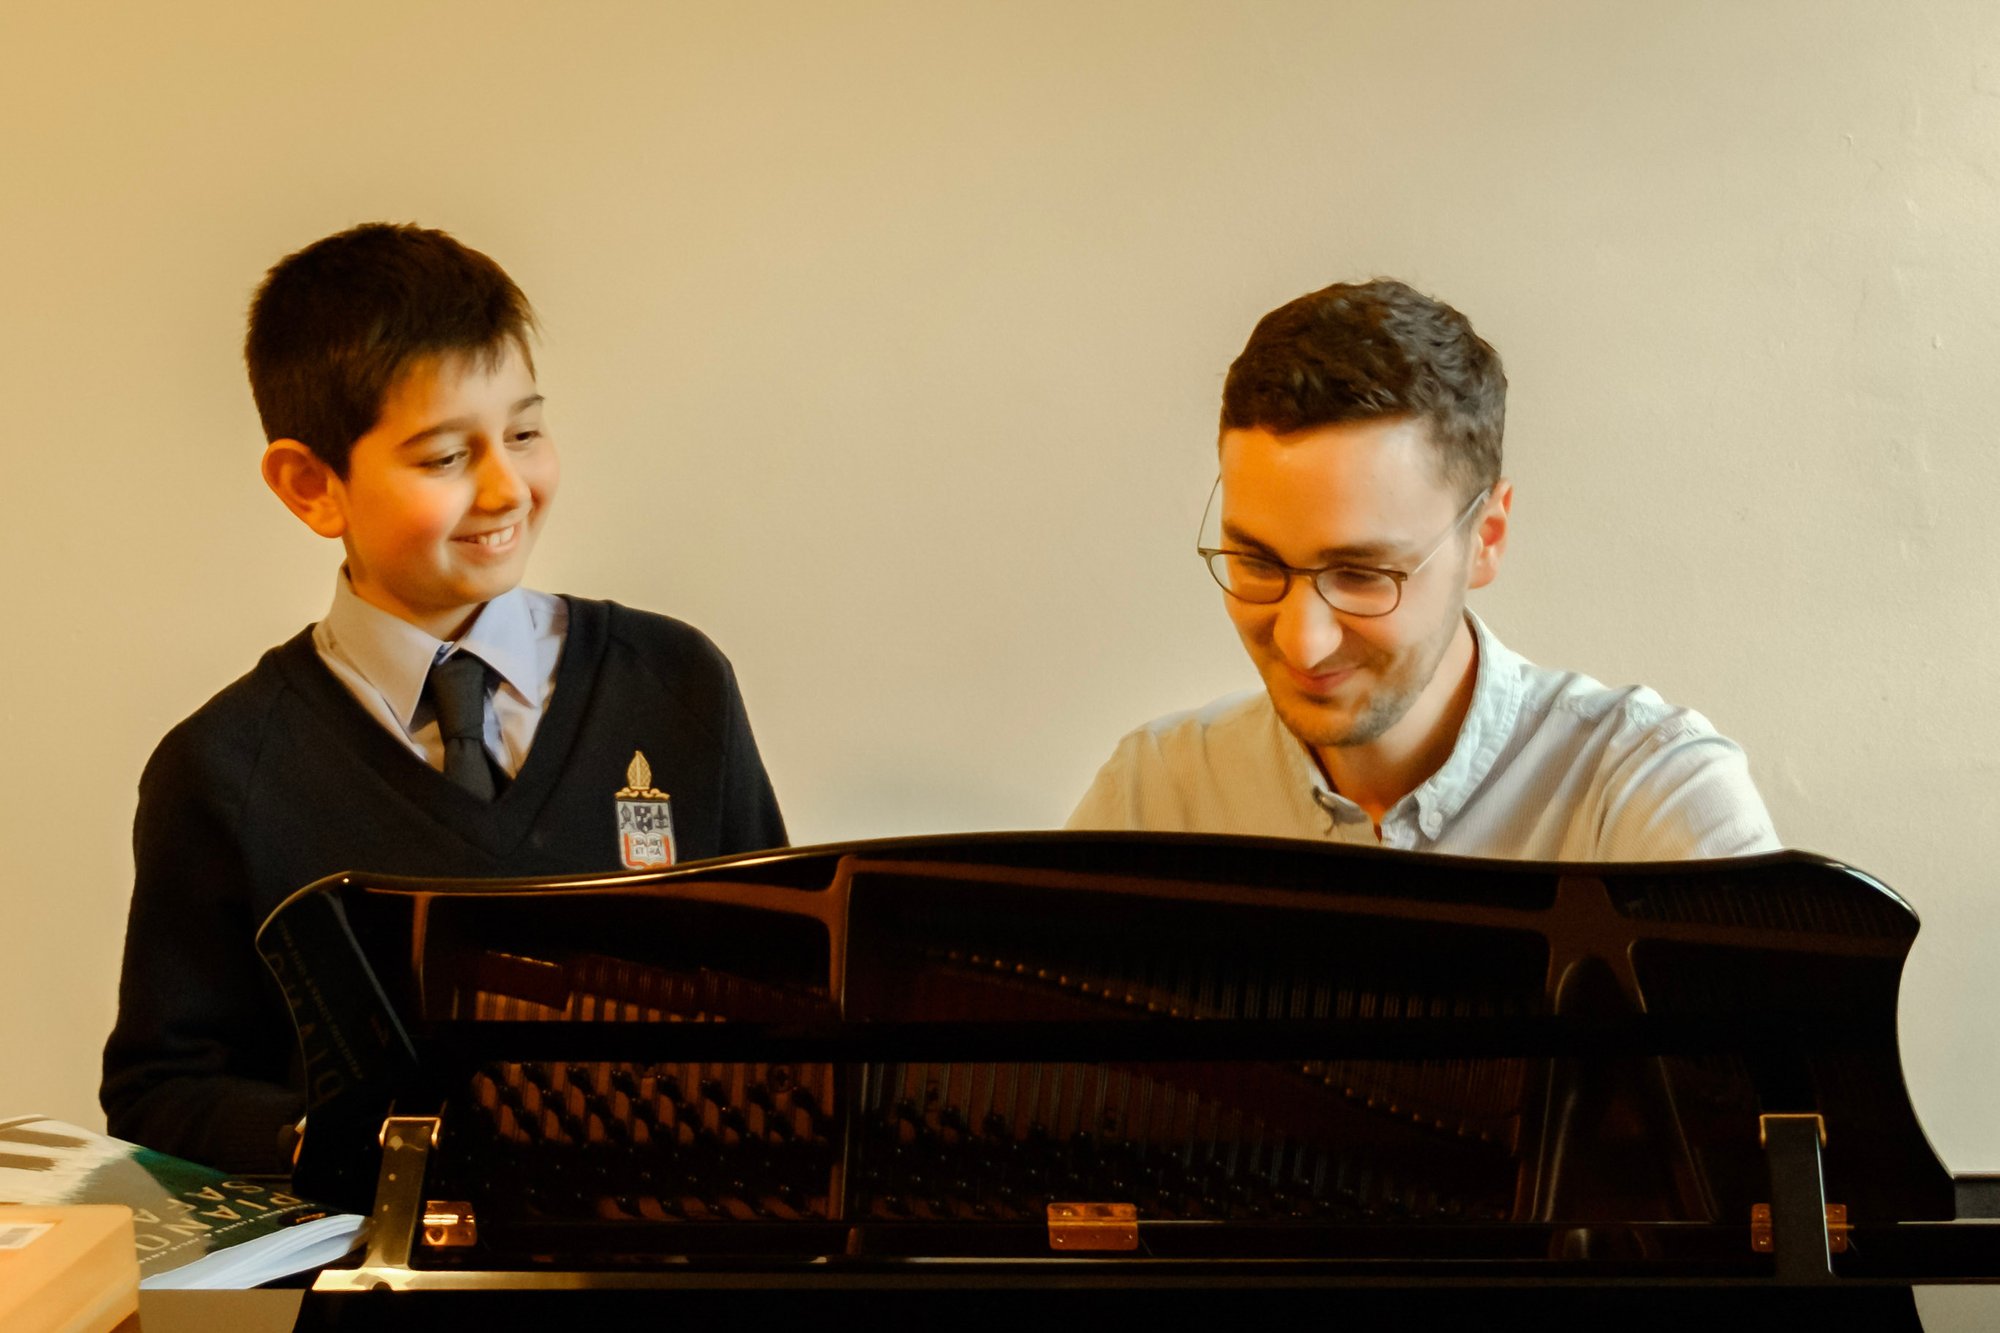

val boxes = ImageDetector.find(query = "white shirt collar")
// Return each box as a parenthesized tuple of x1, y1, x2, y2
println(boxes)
(316, 574, 545, 728)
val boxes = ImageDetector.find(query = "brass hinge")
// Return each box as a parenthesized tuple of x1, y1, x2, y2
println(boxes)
(1757, 1112, 1827, 1148)
(420, 1201, 478, 1248)
(1047, 1201, 1138, 1252)
(1751, 1202, 1848, 1254)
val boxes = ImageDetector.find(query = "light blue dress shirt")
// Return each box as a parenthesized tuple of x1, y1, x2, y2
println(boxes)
(310, 575, 568, 778)
(1067, 614, 1779, 861)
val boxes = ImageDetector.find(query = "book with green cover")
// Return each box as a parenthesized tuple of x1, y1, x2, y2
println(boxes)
(0, 1115, 367, 1289)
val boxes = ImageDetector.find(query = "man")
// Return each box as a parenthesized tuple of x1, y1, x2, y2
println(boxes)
(1068, 279, 1776, 859)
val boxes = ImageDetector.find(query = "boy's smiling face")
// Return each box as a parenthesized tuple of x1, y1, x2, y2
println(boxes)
(321, 340, 557, 638)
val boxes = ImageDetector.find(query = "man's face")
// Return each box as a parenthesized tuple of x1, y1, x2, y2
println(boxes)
(1218, 417, 1494, 752)
(329, 341, 558, 638)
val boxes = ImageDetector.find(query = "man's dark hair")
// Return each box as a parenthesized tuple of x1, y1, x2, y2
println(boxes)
(1220, 278, 1506, 497)
(244, 223, 537, 474)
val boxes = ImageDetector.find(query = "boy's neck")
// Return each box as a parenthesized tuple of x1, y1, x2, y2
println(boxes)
(340, 566, 490, 643)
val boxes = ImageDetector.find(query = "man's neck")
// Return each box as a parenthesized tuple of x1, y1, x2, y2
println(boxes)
(1312, 618, 1480, 824)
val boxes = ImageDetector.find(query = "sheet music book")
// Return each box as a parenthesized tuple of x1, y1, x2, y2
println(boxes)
(0, 1115, 367, 1289)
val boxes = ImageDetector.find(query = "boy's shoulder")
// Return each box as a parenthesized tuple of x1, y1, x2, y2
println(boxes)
(563, 596, 736, 680)
(144, 628, 320, 788)
(557, 596, 747, 749)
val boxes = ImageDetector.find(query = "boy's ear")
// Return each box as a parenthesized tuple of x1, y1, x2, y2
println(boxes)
(261, 440, 348, 539)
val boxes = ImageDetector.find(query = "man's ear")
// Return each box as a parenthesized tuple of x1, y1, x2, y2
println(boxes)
(261, 440, 348, 538)
(1467, 479, 1513, 590)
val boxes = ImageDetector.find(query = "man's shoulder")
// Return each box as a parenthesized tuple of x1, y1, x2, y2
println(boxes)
(1502, 645, 1723, 748)
(1068, 689, 1312, 833)
(1113, 689, 1279, 758)
(1484, 634, 1776, 858)
(1093, 689, 1293, 791)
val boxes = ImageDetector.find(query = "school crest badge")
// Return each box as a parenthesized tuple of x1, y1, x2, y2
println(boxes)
(614, 750, 676, 870)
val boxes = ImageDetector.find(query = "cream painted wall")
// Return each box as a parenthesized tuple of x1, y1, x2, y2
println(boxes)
(3, 0, 1998, 1172)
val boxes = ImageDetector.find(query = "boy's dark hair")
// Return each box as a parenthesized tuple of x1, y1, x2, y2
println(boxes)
(1220, 278, 1506, 498)
(245, 223, 537, 475)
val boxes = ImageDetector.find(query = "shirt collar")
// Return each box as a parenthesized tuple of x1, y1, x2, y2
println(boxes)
(1276, 702, 1335, 798)
(1403, 610, 1525, 833)
(317, 574, 542, 728)
(454, 586, 543, 705)
(1265, 694, 1355, 832)
(1280, 611, 1526, 838)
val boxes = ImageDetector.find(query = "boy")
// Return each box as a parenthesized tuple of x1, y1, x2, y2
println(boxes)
(100, 224, 787, 1173)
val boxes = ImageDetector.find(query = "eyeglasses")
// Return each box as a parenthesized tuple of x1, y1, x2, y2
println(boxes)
(1197, 483, 1491, 617)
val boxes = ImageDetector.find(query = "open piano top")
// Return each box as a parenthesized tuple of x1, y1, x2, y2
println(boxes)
(254, 832, 2000, 1319)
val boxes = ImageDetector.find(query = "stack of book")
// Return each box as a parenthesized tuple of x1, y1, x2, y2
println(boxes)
(0, 1204, 138, 1333)
(0, 1115, 367, 1291)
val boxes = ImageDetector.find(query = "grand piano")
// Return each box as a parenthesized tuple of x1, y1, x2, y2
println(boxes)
(253, 833, 2000, 1329)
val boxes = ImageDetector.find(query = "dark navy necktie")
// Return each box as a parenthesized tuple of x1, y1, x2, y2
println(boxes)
(428, 651, 498, 800)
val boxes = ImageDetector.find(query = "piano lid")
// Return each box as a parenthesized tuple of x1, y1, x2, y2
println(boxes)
(253, 833, 1958, 1270)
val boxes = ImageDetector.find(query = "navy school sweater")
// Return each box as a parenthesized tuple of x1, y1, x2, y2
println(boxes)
(100, 598, 787, 1173)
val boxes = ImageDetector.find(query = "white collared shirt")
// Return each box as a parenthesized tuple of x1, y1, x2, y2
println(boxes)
(1066, 614, 1779, 861)
(310, 574, 568, 777)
